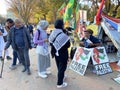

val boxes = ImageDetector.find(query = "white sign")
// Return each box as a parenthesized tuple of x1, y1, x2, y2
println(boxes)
(79, 10, 87, 22)
(91, 47, 112, 75)
(94, 63, 112, 75)
(91, 47, 109, 65)
(69, 47, 92, 76)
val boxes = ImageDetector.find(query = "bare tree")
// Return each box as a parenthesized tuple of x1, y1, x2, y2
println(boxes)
(6, 0, 37, 24)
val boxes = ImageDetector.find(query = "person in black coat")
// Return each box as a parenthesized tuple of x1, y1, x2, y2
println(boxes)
(49, 19, 70, 88)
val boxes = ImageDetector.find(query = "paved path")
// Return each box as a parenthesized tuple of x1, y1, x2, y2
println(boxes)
(0, 48, 119, 90)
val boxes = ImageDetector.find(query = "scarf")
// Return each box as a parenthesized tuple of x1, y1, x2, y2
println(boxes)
(49, 29, 69, 56)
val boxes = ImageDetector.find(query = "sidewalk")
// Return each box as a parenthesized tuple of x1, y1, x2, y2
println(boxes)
(0, 48, 119, 90)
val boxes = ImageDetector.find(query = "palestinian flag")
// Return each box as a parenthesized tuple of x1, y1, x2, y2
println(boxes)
(58, 2, 66, 15)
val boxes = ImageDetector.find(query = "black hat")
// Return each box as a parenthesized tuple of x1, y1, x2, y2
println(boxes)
(54, 19, 64, 29)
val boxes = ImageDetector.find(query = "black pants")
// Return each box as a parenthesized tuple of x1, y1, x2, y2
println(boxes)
(12, 50, 18, 65)
(55, 55, 67, 85)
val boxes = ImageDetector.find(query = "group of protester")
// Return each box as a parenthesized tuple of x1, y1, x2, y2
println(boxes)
(0, 18, 71, 88)
(33, 19, 70, 88)
(0, 17, 101, 88)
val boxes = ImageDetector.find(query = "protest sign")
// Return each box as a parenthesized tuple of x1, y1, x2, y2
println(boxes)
(69, 47, 92, 75)
(91, 47, 112, 75)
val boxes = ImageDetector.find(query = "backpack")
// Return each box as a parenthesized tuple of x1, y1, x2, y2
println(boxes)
(31, 29, 40, 48)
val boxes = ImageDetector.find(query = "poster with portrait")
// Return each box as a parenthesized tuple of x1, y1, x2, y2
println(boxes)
(69, 47, 92, 76)
(91, 47, 112, 75)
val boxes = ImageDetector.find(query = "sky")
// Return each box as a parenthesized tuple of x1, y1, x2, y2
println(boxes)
(0, 0, 8, 15)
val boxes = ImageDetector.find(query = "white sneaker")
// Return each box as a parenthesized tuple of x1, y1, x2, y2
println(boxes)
(42, 71, 51, 75)
(46, 71, 51, 74)
(38, 72, 47, 78)
(9, 65, 17, 70)
(57, 82, 68, 88)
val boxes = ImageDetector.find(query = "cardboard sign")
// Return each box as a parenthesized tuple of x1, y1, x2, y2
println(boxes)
(94, 63, 112, 75)
(69, 47, 92, 76)
(91, 47, 112, 75)
(91, 47, 109, 65)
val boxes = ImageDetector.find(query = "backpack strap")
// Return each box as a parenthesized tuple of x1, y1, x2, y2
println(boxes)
(52, 32, 62, 43)
(37, 29, 40, 40)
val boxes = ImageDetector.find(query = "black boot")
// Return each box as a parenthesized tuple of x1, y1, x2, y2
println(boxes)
(22, 66, 26, 72)
(27, 67, 31, 75)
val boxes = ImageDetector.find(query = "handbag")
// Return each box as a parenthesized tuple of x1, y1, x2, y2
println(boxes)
(36, 45, 49, 56)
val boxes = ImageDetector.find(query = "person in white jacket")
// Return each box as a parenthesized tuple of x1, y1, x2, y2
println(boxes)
(0, 25, 7, 60)
(0, 24, 12, 60)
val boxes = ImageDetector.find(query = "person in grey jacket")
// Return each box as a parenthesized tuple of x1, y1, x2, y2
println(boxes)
(4, 19, 32, 75)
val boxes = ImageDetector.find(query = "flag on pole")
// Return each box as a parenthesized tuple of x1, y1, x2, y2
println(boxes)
(75, 1, 80, 31)
(58, 2, 66, 15)
(64, 0, 74, 22)
(96, 0, 105, 25)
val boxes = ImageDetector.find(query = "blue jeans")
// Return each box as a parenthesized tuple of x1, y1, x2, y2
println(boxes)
(12, 50, 18, 66)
